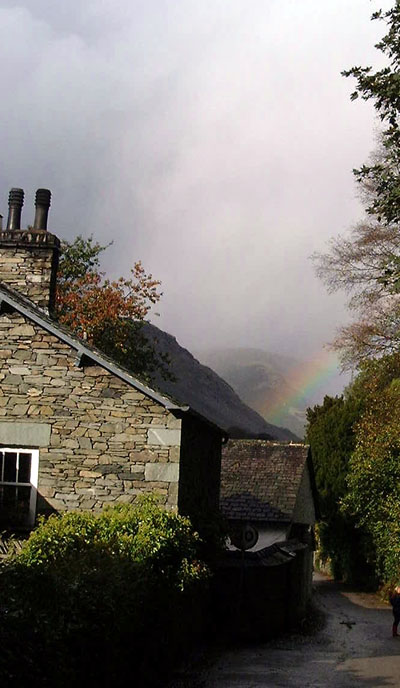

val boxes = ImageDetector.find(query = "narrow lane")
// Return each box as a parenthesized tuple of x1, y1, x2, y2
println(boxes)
(172, 573, 400, 687)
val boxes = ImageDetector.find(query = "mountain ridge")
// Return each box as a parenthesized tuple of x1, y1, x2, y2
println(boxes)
(142, 323, 298, 441)
(194, 347, 313, 438)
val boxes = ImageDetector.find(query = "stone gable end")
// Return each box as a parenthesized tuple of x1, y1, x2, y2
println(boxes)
(0, 310, 181, 520)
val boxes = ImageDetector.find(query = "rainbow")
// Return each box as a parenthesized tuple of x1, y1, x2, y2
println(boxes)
(263, 350, 341, 426)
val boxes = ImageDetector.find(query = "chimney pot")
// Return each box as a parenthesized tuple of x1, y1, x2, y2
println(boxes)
(33, 188, 51, 230)
(6, 187, 24, 230)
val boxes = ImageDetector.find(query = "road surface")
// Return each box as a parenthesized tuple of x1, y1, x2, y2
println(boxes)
(170, 572, 400, 687)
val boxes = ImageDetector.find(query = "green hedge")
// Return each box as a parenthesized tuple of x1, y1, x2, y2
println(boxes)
(0, 497, 210, 687)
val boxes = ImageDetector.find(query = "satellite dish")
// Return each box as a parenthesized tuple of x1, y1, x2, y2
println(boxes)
(230, 524, 259, 551)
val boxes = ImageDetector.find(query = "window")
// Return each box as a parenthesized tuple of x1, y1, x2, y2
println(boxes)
(0, 448, 39, 527)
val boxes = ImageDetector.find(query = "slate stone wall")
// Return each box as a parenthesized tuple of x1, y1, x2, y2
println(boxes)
(0, 311, 181, 521)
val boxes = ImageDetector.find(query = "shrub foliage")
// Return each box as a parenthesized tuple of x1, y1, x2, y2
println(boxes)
(0, 498, 210, 687)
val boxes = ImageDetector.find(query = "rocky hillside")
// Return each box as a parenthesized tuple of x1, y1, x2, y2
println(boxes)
(142, 324, 298, 441)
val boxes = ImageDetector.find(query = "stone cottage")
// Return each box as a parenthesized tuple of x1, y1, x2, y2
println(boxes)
(0, 188, 225, 529)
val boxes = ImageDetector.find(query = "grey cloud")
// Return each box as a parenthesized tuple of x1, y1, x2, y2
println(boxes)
(0, 0, 392, 394)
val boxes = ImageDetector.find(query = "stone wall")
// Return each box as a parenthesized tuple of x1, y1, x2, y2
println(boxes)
(0, 230, 59, 311)
(0, 310, 181, 522)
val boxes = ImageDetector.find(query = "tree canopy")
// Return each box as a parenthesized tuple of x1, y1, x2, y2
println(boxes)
(308, 2, 400, 587)
(313, 217, 400, 367)
(305, 390, 373, 584)
(313, 3, 400, 368)
(343, 356, 400, 583)
(343, 3, 400, 225)
(55, 235, 171, 381)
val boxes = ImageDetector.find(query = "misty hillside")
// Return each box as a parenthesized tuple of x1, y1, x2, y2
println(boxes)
(195, 348, 313, 438)
(142, 324, 298, 441)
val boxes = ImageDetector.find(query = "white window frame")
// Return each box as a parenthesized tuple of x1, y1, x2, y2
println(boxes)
(0, 448, 39, 527)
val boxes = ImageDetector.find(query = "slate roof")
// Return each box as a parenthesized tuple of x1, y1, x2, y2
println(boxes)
(220, 439, 313, 523)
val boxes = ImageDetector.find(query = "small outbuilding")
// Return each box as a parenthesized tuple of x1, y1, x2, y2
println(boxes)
(220, 439, 317, 552)
(214, 439, 319, 638)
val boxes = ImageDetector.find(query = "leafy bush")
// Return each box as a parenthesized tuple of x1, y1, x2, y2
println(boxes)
(0, 497, 210, 687)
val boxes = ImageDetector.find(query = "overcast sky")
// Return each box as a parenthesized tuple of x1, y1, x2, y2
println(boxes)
(0, 0, 393, 389)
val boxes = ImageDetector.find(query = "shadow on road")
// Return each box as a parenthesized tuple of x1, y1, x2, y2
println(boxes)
(168, 574, 400, 687)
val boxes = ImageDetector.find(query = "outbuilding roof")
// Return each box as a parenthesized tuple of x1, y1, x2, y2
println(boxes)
(220, 439, 317, 523)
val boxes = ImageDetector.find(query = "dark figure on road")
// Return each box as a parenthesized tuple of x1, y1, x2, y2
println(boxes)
(389, 585, 400, 636)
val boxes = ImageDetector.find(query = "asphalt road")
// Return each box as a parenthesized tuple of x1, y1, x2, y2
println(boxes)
(171, 572, 400, 687)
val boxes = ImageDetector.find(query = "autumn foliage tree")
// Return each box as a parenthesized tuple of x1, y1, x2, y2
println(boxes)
(55, 235, 170, 380)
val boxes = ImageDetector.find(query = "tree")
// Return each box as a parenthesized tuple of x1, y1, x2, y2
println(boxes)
(55, 235, 171, 381)
(342, 3, 400, 225)
(343, 355, 400, 584)
(313, 3, 400, 368)
(313, 217, 400, 367)
(305, 389, 374, 583)
(310, 3, 400, 587)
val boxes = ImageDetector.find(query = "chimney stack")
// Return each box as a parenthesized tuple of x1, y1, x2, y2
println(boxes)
(0, 187, 59, 312)
(33, 188, 51, 231)
(6, 187, 24, 230)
